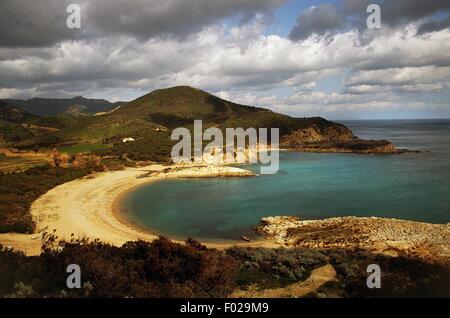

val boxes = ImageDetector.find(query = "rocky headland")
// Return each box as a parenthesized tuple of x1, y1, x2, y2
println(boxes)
(258, 216, 450, 266)
(280, 125, 413, 154)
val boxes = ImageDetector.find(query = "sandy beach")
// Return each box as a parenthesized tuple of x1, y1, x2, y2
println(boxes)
(0, 164, 270, 255)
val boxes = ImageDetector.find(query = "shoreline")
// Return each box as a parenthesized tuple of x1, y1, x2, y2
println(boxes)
(0, 162, 448, 263)
(32, 165, 165, 244)
(0, 164, 273, 255)
(108, 165, 275, 248)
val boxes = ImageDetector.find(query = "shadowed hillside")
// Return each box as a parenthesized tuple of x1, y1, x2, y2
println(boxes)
(0, 101, 40, 144)
(0, 100, 39, 123)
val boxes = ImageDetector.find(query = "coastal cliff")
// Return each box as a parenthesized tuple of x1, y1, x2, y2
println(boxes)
(280, 124, 400, 154)
(282, 123, 355, 143)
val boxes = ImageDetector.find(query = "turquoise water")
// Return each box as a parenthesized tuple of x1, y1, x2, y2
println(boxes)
(122, 119, 450, 241)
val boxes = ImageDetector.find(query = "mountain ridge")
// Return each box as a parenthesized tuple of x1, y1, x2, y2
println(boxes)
(2, 96, 123, 116)
(0, 86, 400, 159)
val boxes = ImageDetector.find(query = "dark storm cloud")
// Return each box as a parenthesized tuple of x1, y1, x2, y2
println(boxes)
(87, 0, 285, 39)
(289, 0, 450, 41)
(0, 0, 81, 47)
(289, 4, 345, 41)
(0, 0, 285, 47)
(417, 15, 450, 35)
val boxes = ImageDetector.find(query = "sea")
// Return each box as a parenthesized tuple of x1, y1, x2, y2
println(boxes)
(120, 119, 450, 241)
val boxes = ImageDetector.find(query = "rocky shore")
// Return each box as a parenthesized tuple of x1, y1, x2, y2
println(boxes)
(153, 165, 256, 178)
(257, 216, 450, 266)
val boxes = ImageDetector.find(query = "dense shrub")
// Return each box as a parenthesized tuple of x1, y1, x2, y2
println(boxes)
(321, 249, 450, 298)
(96, 129, 174, 163)
(0, 237, 237, 298)
(1, 240, 449, 298)
(227, 247, 327, 281)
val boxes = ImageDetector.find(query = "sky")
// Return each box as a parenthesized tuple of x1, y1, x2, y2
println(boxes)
(1, 0, 450, 120)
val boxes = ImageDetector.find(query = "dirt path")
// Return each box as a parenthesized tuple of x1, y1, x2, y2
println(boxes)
(231, 264, 337, 298)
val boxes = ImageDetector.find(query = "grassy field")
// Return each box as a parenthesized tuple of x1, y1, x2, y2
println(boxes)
(59, 143, 111, 155)
(0, 154, 48, 173)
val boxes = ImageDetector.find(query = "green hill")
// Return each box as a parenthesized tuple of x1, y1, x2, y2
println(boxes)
(118, 86, 263, 124)
(1, 86, 397, 159)
(113, 86, 350, 134)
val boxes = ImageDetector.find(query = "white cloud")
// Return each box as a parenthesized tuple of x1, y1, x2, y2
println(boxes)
(0, 3, 449, 118)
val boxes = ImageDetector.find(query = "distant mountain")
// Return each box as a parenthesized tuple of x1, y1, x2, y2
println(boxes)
(2, 96, 123, 116)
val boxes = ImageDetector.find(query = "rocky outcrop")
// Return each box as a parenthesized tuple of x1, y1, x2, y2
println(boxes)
(282, 124, 355, 144)
(49, 149, 106, 171)
(72, 154, 106, 171)
(155, 165, 256, 178)
(281, 124, 402, 154)
(257, 216, 450, 266)
(50, 148, 70, 168)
